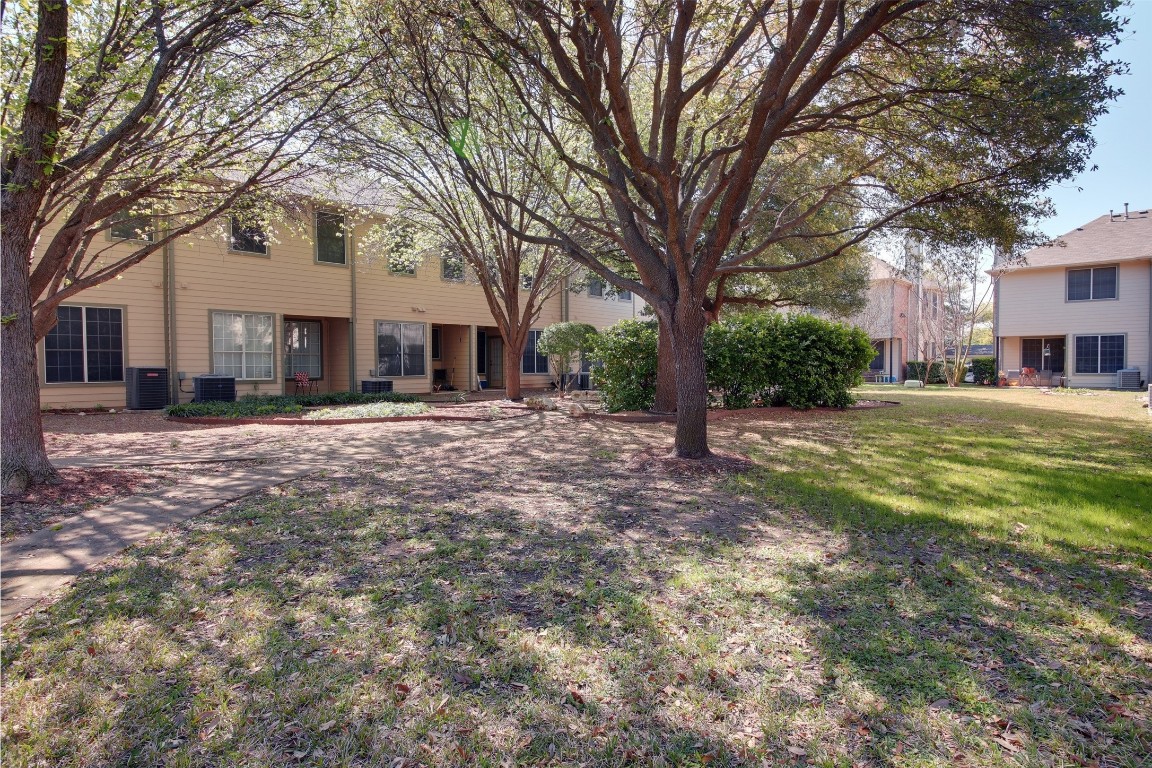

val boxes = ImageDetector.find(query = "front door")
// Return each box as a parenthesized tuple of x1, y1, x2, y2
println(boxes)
(487, 336, 504, 388)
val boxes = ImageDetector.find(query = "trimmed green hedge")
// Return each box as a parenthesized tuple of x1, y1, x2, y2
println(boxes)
(906, 360, 946, 384)
(970, 356, 997, 385)
(588, 313, 874, 412)
(587, 319, 658, 412)
(707, 313, 874, 409)
(165, 391, 421, 418)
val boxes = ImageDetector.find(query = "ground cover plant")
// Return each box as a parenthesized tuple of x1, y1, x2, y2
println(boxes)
(165, 392, 422, 419)
(305, 402, 432, 420)
(2, 388, 1148, 767)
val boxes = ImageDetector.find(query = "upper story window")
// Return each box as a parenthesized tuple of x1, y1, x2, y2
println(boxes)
(618, 289, 633, 302)
(1067, 266, 1117, 301)
(44, 306, 124, 383)
(522, 274, 535, 290)
(389, 257, 416, 275)
(315, 211, 347, 265)
(441, 250, 465, 282)
(230, 216, 268, 255)
(587, 276, 604, 297)
(109, 209, 153, 242)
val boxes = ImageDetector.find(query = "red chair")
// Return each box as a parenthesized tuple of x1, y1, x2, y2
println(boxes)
(1020, 367, 1039, 387)
(294, 371, 317, 395)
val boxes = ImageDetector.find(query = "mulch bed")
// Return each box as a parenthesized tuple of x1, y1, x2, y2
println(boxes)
(1, 468, 155, 540)
(625, 447, 756, 476)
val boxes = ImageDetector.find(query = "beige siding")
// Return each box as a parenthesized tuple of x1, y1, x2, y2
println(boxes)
(998, 260, 1150, 387)
(37, 238, 166, 410)
(568, 286, 638, 327)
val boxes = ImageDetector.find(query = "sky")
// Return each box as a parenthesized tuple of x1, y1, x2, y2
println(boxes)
(1038, 0, 1152, 238)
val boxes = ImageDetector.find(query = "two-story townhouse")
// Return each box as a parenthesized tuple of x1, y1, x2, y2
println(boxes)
(35, 204, 639, 410)
(844, 256, 943, 382)
(992, 208, 1151, 388)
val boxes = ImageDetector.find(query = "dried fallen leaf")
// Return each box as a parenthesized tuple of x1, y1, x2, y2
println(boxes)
(318, 720, 336, 732)
(786, 745, 807, 756)
(569, 688, 585, 706)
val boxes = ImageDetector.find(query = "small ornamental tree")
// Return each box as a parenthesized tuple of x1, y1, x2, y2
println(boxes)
(537, 323, 598, 391)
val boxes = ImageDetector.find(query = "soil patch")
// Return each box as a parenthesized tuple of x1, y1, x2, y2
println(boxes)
(1, 461, 267, 541)
(625, 446, 755, 476)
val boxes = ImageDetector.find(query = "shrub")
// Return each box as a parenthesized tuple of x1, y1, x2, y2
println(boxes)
(537, 322, 599, 389)
(906, 360, 946, 384)
(587, 319, 658, 411)
(758, 314, 875, 409)
(970, 356, 997, 385)
(165, 391, 421, 418)
(705, 313, 777, 409)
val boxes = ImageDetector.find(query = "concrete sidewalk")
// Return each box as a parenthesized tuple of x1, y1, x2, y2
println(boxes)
(2, 414, 546, 623)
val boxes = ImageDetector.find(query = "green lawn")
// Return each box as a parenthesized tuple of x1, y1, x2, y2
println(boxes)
(3, 388, 1149, 767)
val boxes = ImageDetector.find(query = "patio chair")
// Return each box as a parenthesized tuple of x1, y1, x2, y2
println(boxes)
(1019, 367, 1039, 387)
(293, 371, 318, 395)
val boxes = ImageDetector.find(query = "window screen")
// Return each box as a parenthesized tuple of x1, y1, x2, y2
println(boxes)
(1067, 269, 1092, 301)
(377, 322, 426, 376)
(110, 211, 153, 241)
(1099, 335, 1125, 373)
(1075, 334, 1125, 374)
(1021, 338, 1043, 370)
(1092, 267, 1117, 300)
(43, 306, 123, 383)
(284, 320, 322, 378)
(231, 216, 268, 254)
(588, 277, 604, 297)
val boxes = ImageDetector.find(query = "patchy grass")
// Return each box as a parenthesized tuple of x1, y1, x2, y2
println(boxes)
(2, 390, 1149, 767)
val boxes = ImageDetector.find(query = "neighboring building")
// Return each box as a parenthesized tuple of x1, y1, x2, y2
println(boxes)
(34, 205, 639, 409)
(844, 256, 944, 382)
(992, 207, 1151, 388)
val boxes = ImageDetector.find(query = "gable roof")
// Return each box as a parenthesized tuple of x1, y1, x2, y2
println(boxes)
(1000, 209, 1152, 272)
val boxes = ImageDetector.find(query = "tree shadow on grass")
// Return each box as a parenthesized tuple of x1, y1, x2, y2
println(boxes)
(2, 413, 1150, 767)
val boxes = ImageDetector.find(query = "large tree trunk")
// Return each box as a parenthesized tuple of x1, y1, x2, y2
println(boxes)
(669, 303, 710, 458)
(503, 341, 523, 400)
(2, 235, 58, 493)
(653, 317, 677, 413)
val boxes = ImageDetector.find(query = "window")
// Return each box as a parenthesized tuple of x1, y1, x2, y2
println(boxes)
(44, 306, 124, 383)
(441, 250, 464, 282)
(431, 326, 442, 360)
(284, 320, 321, 378)
(522, 329, 548, 374)
(588, 276, 604, 297)
(1067, 266, 1117, 300)
(618, 289, 633, 302)
(1075, 334, 1124, 374)
(377, 322, 425, 376)
(522, 274, 535, 290)
(315, 211, 347, 265)
(230, 216, 268, 255)
(389, 257, 416, 275)
(110, 209, 153, 242)
(212, 312, 274, 379)
(869, 341, 885, 371)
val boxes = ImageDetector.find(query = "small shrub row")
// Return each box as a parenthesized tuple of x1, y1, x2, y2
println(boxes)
(906, 360, 947, 384)
(706, 313, 875, 409)
(970, 356, 997, 385)
(165, 391, 421, 418)
(588, 313, 874, 412)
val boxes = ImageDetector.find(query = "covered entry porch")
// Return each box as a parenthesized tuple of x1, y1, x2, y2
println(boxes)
(282, 316, 351, 394)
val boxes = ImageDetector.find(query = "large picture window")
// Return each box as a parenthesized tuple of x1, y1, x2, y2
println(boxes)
(522, 329, 548, 374)
(377, 322, 426, 377)
(44, 306, 124, 383)
(1074, 334, 1124, 374)
(315, 211, 347, 265)
(1067, 266, 1117, 301)
(284, 320, 322, 378)
(212, 312, 274, 379)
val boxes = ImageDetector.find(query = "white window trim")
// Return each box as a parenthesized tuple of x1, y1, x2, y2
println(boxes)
(211, 311, 276, 381)
(522, 329, 549, 375)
